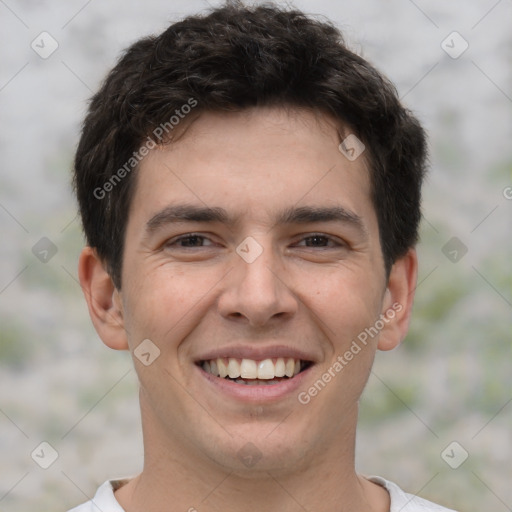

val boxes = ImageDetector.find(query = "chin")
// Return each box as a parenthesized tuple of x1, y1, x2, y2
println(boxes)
(199, 423, 311, 476)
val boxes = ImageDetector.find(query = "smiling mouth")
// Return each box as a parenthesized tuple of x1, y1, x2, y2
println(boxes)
(198, 357, 313, 386)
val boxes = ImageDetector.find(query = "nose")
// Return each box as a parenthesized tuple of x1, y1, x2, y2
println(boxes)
(217, 243, 298, 328)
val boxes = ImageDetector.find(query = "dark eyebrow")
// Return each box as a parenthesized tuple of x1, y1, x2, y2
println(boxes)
(145, 204, 231, 233)
(277, 205, 367, 235)
(145, 203, 367, 236)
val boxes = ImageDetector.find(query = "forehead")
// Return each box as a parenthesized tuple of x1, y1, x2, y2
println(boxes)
(129, 107, 376, 230)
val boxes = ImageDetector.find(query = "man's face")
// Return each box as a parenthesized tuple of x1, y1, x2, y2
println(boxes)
(118, 107, 393, 473)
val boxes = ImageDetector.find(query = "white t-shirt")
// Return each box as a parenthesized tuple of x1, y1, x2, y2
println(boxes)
(67, 476, 457, 511)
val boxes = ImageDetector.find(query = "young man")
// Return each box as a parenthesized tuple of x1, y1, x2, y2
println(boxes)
(70, 3, 456, 511)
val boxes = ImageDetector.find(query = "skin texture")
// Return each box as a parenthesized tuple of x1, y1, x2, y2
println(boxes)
(79, 107, 417, 512)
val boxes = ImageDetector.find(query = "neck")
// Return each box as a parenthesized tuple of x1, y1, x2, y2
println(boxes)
(115, 399, 389, 512)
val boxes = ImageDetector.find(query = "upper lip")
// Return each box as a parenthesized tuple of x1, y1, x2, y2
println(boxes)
(195, 345, 317, 363)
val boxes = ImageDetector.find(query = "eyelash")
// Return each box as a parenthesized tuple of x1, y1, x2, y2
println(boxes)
(165, 233, 345, 249)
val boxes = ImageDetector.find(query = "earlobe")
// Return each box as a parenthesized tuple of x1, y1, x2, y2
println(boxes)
(78, 247, 129, 351)
(377, 249, 418, 351)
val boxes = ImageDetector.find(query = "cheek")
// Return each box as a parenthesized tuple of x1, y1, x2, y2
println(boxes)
(305, 270, 383, 343)
(122, 264, 220, 349)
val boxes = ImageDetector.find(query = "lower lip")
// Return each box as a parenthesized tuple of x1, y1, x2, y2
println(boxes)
(195, 364, 313, 403)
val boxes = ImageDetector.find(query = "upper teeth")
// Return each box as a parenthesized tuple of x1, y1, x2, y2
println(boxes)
(202, 357, 302, 379)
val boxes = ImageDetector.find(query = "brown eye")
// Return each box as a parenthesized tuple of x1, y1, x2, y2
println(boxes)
(303, 235, 330, 247)
(167, 234, 214, 248)
(296, 234, 342, 248)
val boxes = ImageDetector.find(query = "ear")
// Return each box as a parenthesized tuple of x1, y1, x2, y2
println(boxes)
(78, 246, 128, 351)
(377, 248, 418, 351)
